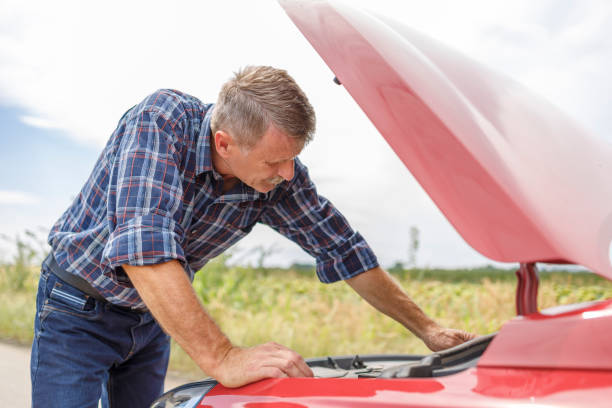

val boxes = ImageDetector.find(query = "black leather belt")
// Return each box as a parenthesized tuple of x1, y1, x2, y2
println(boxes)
(46, 253, 148, 313)
(47, 253, 106, 301)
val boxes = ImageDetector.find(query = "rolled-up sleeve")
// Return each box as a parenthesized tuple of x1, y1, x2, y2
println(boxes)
(103, 106, 186, 270)
(261, 159, 379, 283)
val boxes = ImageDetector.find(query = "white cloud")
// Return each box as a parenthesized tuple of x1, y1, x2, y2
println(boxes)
(19, 115, 62, 129)
(0, 0, 610, 267)
(0, 190, 39, 205)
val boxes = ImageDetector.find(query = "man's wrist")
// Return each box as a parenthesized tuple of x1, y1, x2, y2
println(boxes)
(198, 337, 234, 376)
(413, 318, 440, 341)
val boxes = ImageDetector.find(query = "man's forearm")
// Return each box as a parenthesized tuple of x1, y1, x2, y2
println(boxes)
(346, 266, 476, 351)
(123, 260, 232, 374)
(123, 260, 314, 387)
(345, 266, 435, 337)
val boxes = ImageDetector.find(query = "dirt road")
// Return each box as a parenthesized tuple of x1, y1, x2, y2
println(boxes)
(0, 341, 193, 406)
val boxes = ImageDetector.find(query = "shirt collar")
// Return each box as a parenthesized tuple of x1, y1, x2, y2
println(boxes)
(195, 104, 219, 177)
(195, 104, 269, 202)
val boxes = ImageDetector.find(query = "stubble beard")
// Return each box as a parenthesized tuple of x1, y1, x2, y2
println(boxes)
(267, 176, 284, 186)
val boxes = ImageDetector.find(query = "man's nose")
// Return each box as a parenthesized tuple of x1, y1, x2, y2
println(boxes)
(278, 159, 295, 181)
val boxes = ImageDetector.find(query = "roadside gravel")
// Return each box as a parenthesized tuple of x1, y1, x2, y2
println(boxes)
(0, 341, 193, 406)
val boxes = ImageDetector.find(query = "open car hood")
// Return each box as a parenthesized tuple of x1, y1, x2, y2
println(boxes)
(280, 0, 612, 279)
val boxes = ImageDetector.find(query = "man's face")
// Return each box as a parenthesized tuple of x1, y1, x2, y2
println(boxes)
(220, 124, 303, 193)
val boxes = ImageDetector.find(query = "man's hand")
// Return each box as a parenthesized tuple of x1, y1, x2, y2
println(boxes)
(346, 267, 477, 352)
(211, 342, 313, 388)
(123, 261, 313, 388)
(420, 325, 477, 352)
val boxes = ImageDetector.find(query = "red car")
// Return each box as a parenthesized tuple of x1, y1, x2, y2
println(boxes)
(151, 1, 612, 406)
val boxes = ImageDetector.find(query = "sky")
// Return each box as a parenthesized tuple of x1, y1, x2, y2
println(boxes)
(0, 0, 611, 269)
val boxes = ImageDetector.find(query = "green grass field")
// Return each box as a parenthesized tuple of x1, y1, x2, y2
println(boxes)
(2, 253, 612, 377)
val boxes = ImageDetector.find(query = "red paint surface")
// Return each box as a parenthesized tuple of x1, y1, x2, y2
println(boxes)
(198, 299, 612, 406)
(479, 299, 612, 370)
(207, 377, 444, 398)
(279, 0, 612, 279)
(473, 367, 612, 399)
(245, 404, 307, 408)
(199, 367, 612, 407)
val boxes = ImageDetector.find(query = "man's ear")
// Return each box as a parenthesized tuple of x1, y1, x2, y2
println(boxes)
(213, 130, 235, 158)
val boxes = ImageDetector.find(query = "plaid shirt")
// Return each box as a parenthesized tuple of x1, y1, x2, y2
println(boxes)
(45, 89, 378, 308)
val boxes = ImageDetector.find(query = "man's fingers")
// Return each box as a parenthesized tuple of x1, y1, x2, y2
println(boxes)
(462, 331, 478, 341)
(258, 366, 288, 380)
(235, 366, 288, 387)
(423, 326, 479, 351)
(451, 329, 477, 344)
(264, 342, 314, 377)
(264, 355, 313, 378)
(213, 342, 313, 387)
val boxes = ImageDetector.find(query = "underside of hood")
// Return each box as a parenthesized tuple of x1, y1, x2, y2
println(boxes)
(280, 0, 612, 280)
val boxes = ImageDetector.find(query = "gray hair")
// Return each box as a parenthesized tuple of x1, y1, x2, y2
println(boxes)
(211, 66, 316, 149)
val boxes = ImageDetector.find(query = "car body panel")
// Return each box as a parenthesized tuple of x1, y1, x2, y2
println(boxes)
(279, 0, 612, 279)
(189, 300, 612, 407)
(198, 366, 612, 407)
(479, 299, 612, 369)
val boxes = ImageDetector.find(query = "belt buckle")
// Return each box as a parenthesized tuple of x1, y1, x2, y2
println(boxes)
(131, 305, 148, 314)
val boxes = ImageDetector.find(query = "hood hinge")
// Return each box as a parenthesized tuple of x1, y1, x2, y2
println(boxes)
(515, 262, 539, 315)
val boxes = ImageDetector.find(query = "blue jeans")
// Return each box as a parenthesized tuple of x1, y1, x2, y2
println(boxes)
(31, 265, 171, 408)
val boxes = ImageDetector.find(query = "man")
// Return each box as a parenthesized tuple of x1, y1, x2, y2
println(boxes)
(31, 66, 475, 407)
